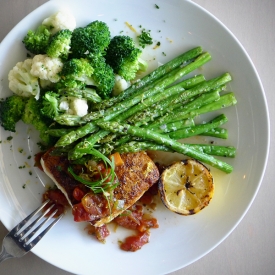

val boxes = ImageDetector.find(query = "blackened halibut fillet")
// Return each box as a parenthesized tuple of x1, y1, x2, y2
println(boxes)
(41, 150, 159, 226)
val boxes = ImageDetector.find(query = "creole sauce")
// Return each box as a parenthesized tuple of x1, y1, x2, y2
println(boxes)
(40, 150, 160, 252)
(42, 183, 159, 251)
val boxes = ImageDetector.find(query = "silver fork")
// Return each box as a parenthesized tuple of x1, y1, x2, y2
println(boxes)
(0, 199, 63, 263)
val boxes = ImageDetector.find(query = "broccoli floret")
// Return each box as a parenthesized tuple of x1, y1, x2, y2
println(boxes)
(70, 20, 111, 58)
(41, 91, 61, 119)
(105, 35, 148, 81)
(60, 56, 115, 99)
(0, 95, 27, 132)
(22, 97, 53, 145)
(55, 78, 86, 91)
(22, 25, 51, 54)
(88, 54, 115, 99)
(138, 29, 153, 48)
(60, 58, 94, 83)
(46, 29, 72, 60)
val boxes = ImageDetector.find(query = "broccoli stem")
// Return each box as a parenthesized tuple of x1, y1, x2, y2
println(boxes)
(91, 46, 203, 110)
(58, 87, 102, 103)
(95, 120, 233, 173)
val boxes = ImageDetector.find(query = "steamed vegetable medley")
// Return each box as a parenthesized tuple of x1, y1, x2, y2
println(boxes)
(0, 10, 238, 219)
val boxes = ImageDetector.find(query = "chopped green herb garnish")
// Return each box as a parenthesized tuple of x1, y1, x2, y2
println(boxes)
(138, 29, 153, 48)
(155, 4, 160, 9)
(68, 148, 118, 194)
(7, 136, 13, 141)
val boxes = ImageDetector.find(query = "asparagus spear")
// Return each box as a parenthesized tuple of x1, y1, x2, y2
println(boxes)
(101, 116, 226, 153)
(147, 89, 221, 131)
(165, 114, 228, 140)
(47, 127, 74, 137)
(113, 75, 207, 124)
(115, 141, 236, 158)
(149, 92, 237, 130)
(199, 127, 228, 139)
(91, 46, 203, 111)
(99, 118, 195, 151)
(95, 120, 233, 173)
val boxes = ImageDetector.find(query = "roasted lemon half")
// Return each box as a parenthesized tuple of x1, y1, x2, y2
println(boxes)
(158, 159, 214, 215)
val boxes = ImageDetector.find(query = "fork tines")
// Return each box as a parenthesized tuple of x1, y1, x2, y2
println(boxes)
(9, 200, 63, 251)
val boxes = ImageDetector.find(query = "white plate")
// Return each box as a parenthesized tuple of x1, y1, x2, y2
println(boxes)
(0, 0, 269, 274)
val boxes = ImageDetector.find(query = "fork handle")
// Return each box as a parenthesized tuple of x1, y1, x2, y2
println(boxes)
(0, 246, 14, 263)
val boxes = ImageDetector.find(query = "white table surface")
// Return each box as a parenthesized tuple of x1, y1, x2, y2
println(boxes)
(0, 0, 274, 274)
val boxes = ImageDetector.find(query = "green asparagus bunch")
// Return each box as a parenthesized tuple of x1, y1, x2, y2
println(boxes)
(47, 46, 237, 173)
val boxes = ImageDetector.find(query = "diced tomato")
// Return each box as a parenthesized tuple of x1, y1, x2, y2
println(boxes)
(85, 223, 110, 243)
(114, 204, 143, 230)
(72, 203, 96, 222)
(137, 217, 159, 232)
(81, 193, 108, 215)
(73, 187, 86, 201)
(94, 224, 110, 243)
(120, 230, 150, 252)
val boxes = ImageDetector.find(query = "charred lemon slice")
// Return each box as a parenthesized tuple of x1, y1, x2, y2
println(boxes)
(158, 159, 214, 215)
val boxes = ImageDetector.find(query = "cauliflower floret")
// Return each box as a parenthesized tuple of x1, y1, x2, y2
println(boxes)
(8, 59, 40, 99)
(42, 10, 76, 35)
(30, 54, 63, 83)
(112, 74, 130, 96)
(59, 97, 88, 117)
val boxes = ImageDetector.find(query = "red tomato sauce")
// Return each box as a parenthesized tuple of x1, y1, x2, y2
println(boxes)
(120, 230, 150, 252)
